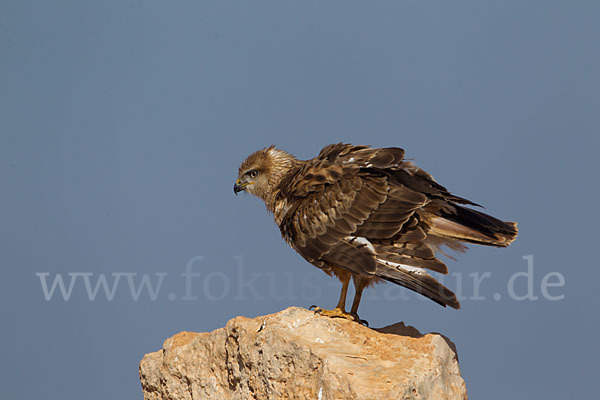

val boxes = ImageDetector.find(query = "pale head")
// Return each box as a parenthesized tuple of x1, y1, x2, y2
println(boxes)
(234, 146, 297, 205)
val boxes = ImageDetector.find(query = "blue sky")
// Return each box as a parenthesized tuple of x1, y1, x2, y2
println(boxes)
(1, 1, 599, 398)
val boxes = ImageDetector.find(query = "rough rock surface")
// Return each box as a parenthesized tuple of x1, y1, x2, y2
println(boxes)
(139, 307, 467, 400)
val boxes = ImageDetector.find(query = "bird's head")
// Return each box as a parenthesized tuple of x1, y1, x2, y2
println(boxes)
(234, 146, 297, 204)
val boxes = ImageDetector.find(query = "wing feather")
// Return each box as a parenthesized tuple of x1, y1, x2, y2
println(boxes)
(275, 143, 515, 309)
(279, 145, 439, 279)
(376, 260, 459, 309)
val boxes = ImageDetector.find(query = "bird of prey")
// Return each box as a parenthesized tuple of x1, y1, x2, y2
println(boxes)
(234, 143, 517, 323)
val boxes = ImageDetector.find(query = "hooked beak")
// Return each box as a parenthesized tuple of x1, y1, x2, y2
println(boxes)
(233, 179, 246, 195)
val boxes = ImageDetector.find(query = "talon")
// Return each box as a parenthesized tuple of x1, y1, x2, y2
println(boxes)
(310, 306, 364, 323)
(309, 305, 324, 314)
(350, 313, 369, 327)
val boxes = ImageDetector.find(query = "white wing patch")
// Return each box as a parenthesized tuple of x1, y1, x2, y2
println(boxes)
(376, 259, 427, 276)
(347, 236, 376, 253)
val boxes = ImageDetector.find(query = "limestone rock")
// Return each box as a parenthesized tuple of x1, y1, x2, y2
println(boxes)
(139, 307, 467, 400)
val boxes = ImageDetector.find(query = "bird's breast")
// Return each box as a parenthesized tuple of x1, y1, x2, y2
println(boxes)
(273, 198, 292, 227)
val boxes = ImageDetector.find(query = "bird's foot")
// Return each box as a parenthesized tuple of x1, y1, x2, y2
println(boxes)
(309, 305, 369, 327)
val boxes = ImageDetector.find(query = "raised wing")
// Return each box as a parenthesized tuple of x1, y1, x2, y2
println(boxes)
(277, 144, 460, 308)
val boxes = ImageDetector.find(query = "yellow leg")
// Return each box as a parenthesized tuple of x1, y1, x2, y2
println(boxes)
(310, 273, 368, 325)
(350, 277, 367, 315)
(335, 272, 351, 310)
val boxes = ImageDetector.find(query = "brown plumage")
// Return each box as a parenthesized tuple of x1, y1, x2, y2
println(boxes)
(234, 143, 517, 317)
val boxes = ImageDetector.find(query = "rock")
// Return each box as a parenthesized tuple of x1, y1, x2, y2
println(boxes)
(139, 307, 467, 400)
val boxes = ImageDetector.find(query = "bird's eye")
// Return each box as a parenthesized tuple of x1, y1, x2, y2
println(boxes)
(247, 170, 259, 179)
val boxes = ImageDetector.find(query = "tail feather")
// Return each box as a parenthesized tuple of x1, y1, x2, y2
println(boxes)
(376, 259, 460, 309)
(430, 205, 518, 247)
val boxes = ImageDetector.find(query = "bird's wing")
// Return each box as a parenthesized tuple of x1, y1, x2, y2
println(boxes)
(278, 143, 461, 308)
(277, 145, 434, 272)
(286, 144, 444, 268)
(278, 157, 389, 276)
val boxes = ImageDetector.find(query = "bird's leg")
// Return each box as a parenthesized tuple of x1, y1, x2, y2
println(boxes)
(349, 277, 369, 326)
(334, 271, 350, 310)
(310, 271, 364, 324)
(310, 271, 350, 317)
